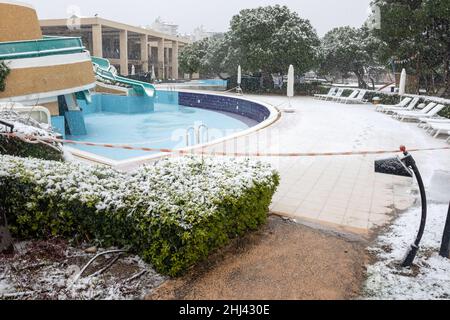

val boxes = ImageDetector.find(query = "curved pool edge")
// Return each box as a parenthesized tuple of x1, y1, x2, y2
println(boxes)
(66, 90, 281, 169)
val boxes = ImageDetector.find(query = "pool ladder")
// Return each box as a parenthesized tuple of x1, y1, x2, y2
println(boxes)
(186, 124, 209, 147)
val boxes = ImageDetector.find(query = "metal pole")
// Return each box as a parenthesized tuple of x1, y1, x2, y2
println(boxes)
(439, 203, 450, 259)
(402, 152, 428, 267)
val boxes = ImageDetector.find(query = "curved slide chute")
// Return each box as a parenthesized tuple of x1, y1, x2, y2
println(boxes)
(92, 56, 156, 98)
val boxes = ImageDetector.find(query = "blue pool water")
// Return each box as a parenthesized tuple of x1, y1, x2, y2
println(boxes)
(68, 102, 251, 161)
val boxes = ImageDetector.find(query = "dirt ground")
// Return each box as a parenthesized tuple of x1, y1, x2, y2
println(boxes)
(147, 216, 369, 300)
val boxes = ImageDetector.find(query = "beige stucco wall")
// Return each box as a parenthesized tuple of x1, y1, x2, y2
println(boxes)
(0, 3, 42, 42)
(42, 101, 59, 116)
(94, 84, 127, 95)
(0, 61, 95, 99)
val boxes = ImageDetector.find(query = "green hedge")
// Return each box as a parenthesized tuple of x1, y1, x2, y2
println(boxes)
(439, 105, 450, 119)
(0, 135, 63, 161)
(0, 155, 279, 276)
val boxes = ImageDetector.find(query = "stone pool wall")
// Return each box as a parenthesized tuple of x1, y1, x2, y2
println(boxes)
(179, 92, 271, 123)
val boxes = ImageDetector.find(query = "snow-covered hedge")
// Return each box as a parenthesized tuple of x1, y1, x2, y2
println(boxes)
(0, 110, 63, 161)
(0, 155, 279, 276)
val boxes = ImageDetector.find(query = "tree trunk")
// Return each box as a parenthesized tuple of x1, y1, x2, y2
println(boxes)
(354, 70, 368, 89)
(444, 46, 450, 95)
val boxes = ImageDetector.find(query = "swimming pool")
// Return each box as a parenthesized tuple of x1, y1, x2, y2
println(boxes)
(68, 100, 254, 161)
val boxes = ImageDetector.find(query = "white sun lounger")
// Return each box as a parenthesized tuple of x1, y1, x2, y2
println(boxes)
(335, 89, 358, 103)
(391, 102, 435, 118)
(426, 122, 450, 138)
(395, 103, 444, 122)
(418, 117, 450, 129)
(340, 90, 368, 104)
(336, 89, 359, 100)
(376, 97, 412, 112)
(380, 97, 420, 114)
(314, 87, 337, 100)
(329, 88, 345, 101)
(334, 89, 359, 103)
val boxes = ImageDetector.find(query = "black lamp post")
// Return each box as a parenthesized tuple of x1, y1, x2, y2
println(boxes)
(440, 203, 450, 259)
(374, 146, 428, 268)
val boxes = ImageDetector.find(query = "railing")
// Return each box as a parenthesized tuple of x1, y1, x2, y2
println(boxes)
(0, 36, 85, 60)
(196, 124, 209, 144)
(185, 124, 209, 147)
(185, 126, 195, 147)
(0, 104, 52, 125)
(0, 119, 14, 133)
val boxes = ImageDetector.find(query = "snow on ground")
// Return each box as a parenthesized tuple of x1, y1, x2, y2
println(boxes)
(0, 241, 167, 300)
(0, 110, 54, 137)
(364, 203, 450, 300)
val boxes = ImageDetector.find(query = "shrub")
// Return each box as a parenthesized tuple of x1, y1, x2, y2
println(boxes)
(0, 155, 279, 276)
(363, 91, 405, 105)
(0, 135, 63, 161)
(439, 105, 450, 119)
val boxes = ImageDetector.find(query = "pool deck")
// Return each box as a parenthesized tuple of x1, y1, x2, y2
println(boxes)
(191, 94, 450, 235)
(114, 93, 449, 236)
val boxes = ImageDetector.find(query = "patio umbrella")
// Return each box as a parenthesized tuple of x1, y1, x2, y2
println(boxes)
(151, 65, 156, 80)
(237, 65, 242, 86)
(287, 65, 295, 98)
(399, 68, 407, 96)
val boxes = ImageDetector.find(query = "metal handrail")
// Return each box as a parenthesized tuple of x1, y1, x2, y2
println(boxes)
(185, 126, 195, 147)
(196, 124, 209, 144)
(0, 120, 14, 133)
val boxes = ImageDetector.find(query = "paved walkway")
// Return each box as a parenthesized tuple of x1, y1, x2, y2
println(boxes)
(200, 95, 450, 235)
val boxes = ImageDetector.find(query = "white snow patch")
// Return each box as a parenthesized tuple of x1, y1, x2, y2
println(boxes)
(364, 203, 450, 300)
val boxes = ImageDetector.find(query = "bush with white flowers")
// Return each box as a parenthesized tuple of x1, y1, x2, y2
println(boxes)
(0, 155, 279, 276)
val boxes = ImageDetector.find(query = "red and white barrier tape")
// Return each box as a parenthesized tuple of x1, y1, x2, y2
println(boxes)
(2, 132, 450, 158)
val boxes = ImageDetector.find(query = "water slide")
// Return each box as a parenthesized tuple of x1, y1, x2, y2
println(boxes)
(91, 57, 156, 98)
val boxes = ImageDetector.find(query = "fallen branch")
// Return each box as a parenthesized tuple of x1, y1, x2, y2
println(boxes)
(124, 270, 148, 284)
(19, 262, 51, 271)
(72, 249, 127, 284)
(90, 254, 123, 278)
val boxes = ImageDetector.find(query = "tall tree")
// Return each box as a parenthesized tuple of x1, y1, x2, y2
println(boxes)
(228, 5, 320, 76)
(179, 38, 210, 77)
(373, 0, 450, 94)
(320, 26, 380, 88)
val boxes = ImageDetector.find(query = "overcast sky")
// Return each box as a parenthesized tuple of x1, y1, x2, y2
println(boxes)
(25, 0, 372, 36)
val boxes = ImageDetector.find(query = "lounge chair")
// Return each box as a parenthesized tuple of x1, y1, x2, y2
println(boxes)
(391, 102, 435, 118)
(335, 89, 359, 103)
(395, 103, 444, 122)
(314, 88, 337, 100)
(329, 88, 345, 101)
(425, 122, 450, 138)
(418, 117, 450, 129)
(380, 97, 420, 114)
(376, 97, 412, 112)
(340, 90, 367, 104)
